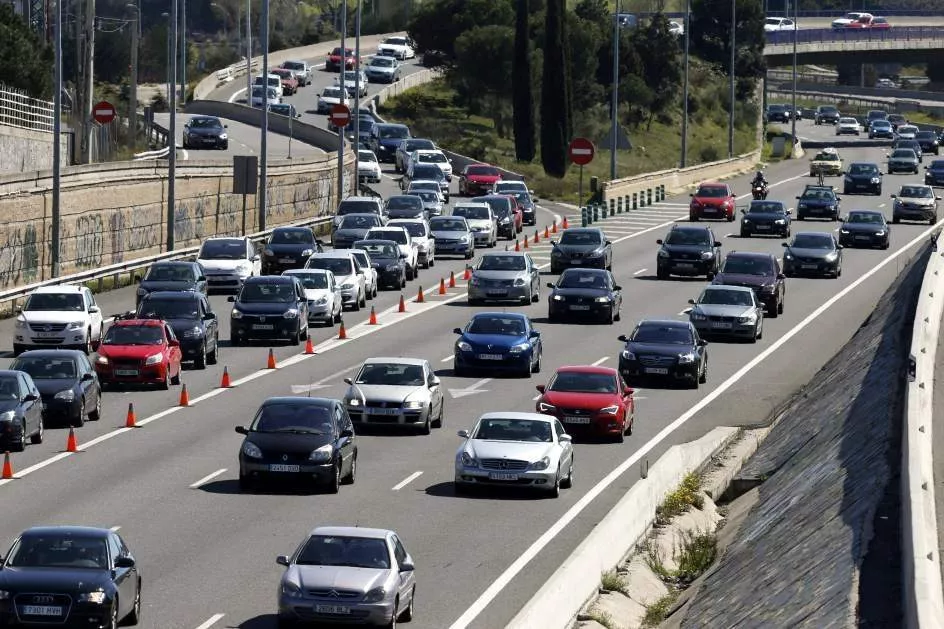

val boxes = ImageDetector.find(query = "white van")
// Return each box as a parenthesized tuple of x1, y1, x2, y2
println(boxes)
(253, 73, 283, 98)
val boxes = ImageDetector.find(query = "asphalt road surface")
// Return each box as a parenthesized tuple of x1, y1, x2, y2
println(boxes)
(151, 113, 325, 160)
(0, 117, 940, 628)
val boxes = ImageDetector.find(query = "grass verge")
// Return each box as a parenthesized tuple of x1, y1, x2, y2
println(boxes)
(588, 610, 617, 629)
(600, 569, 629, 595)
(642, 592, 679, 628)
(655, 472, 703, 525)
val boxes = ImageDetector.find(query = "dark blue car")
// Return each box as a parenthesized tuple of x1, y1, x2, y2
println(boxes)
(9, 350, 101, 427)
(369, 123, 411, 163)
(926, 159, 944, 187)
(795, 185, 841, 221)
(453, 312, 542, 377)
(739, 200, 791, 237)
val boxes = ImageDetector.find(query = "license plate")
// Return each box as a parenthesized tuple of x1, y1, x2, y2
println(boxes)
(856, 184, 867, 189)
(252, 324, 274, 330)
(269, 464, 300, 473)
(675, 263, 695, 268)
(645, 367, 669, 375)
(755, 225, 770, 230)
(34, 331, 61, 338)
(801, 264, 818, 270)
(21, 605, 61, 616)
(315, 605, 351, 614)
(569, 305, 591, 311)
(486, 290, 507, 296)
(365, 407, 400, 415)
(854, 235, 870, 240)
(488, 472, 520, 481)
(571, 259, 583, 264)
(710, 322, 733, 329)
(115, 369, 139, 376)
(477, 353, 504, 360)
(278, 257, 295, 264)
(564, 416, 591, 424)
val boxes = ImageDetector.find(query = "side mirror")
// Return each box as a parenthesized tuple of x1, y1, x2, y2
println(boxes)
(224, 124, 229, 128)
(453, 327, 462, 334)
(688, 298, 696, 305)
(227, 295, 236, 302)
(535, 384, 546, 393)
(198, 276, 207, 282)
(785, 209, 792, 214)
(559, 434, 573, 443)
(781, 242, 788, 247)
(133, 274, 142, 282)
(169, 339, 180, 347)
(235, 426, 249, 435)
(400, 253, 408, 259)
(400, 560, 415, 572)
(204, 312, 217, 320)
(656, 239, 663, 245)
(340, 428, 354, 438)
(114, 556, 135, 569)
(713, 241, 722, 247)
(777, 273, 786, 280)
(613, 285, 622, 291)
(89, 306, 100, 314)
(529, 330, 540, 337)
(343, 377, 353, 385)
(23, 393, 38, 402)
(795, 196, 801, 200)
(428, 376, 441, 387)
(837, 244, 844, 250)
(81, 373, 95, 381)
(605, 240, 612, 246)
(457, 429, 469, 438)
(698, 339, 708, 346)
(617, 334, 628, 342)
(276, 555, 290, 566)
(546, 282, 555, 289)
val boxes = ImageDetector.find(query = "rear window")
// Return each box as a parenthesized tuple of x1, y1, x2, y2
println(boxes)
(337, 200, 379, 215)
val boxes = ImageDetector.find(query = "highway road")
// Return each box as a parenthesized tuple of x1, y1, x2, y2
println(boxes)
(0, 103, 939, 627)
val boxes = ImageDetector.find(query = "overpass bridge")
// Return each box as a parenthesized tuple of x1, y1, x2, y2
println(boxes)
(764, 26, 944, 66)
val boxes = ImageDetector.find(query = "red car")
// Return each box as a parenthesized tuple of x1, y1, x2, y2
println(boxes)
(94, 319, 182, 389)
(689, 182, 736, 222)
(326, 47, 357, 72)
(270, 68, 299, 95)
(504, 194, 524, 234)
(535, 366, 635, 442)
(459, 164, 503, 196)
(846, 15, 890, 29)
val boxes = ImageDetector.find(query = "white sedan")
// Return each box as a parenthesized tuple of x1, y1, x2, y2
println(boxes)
(358, 149, 382, 183)
(377, 36, 416, 60)
(764, 17, 796, 32)
(835, 117, 861, 136)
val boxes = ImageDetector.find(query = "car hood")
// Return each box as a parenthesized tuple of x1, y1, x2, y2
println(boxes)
(542, 390, 620, 410)
(0, 400, 19, 414)
(290, 565, 387, 593)
(465, 174, 502, 184)
(186, 127, 223, 136)
(303, 289, 333, 301)
(462, 332, 527, 348)
(692, 304, 754, 317)
(896, 197, 935, 206)
(152, 317, 202, 336)
(431, 229, 469, 239)
(368, 256, 400, 268)
(319, 95, 344, 104)
(334, 228, 373, 239)
(553, 243, 604, 254)
(691, 196, 730, 206)
(473, 270, 527, 281)
(551, 287, 608, 298)
(841, 222, 886, 233)
(661, 244, 711, 255)
(333, 273, 358, 287)
(367, 65, 396, 72)
(713, 273, 771, 288)
(267, 243, 316, 256)
(245, 430, 331, 454)
(796, 197, 837, 206)
(378, 138, 405, 149)
(388, 210, 425, 220)
(466, 439, 554, 461)
(847, 172, 880, 181)
(139, 280, 199, 293)
(786, 247, 836, 259)
(465, 219, 493, 230)
(742, 212, 787, 221)
(345, 384, 428, 403)
(233, 301, 295, 314)
(0, 567, 114, 591)
(98, 344, 165, 360)
(19, 311, 86, 324)
(626, 341, 694, 356)
(31, 378, 79, 396)
(197, 258, 246, 271)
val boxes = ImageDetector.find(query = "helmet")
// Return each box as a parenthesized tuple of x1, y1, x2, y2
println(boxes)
(756, 171, 764, 179)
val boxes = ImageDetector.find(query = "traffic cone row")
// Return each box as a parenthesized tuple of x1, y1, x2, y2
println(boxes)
(514, 240, 520, 252)
(267, 348, 277, 369)
(552, 221, 558, 234)
(416, 286, 425, 303)
(125, 403, 137, 428)
(438, 278, 447, 295)
(66, 427, 78, 453)
(2, 452, 13, 479)
(305, 336, 315, 354)
(562, 217, 569, 229)
(523, 237, 529, 249)
(368, 306, 378, 325)
(533, 230, 540, 244)
(179, 384, 190, 407)
(220, 366, 231, 388)
(449, 271, 456, 288)
(399, 294, 407, 312)
(338, 320, 348, 340)
(463, 267, 471, 280)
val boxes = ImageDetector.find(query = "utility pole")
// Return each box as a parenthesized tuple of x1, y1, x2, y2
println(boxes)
(127, 1, 139, 150)
(180, 0, 187, 106)
(354, 0, 361, 179)
(728, 0, 735, 159)
(337, 1, 346, 199)
(52, 0, 62, 276)
(246, 0, 252, 102)
(790, 0, 798, 144)
(681, 0, 691, 168)
(259, 0, 269, 231)
(81, 0, 96, 163)
(73, 0, 83, 163)
(168, 0, 178, 251)
(609, 0, 619, 180)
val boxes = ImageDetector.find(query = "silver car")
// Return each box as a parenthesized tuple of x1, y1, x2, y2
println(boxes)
(351, 249, 379, 299)
(406, 189, 444, 217)
(430, 215, 475, 259)
(888, 148, 920, 174)
(365, 55, 401, 83)
(343, 357, 445, 434)
(280, 59, 311, 86)
(687, 285, 763, 342)
(277, 526, 417, 627)
(452, 203, 497, 248)
(468, 252, 541, 305)
(281, 269, 342, 327)
(455, 412, 575, 497)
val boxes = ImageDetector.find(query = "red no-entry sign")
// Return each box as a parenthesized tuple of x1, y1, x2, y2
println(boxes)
(329, 103, 351, 128)
(93, 101, 116, 124)
(569, 137, 595, 166)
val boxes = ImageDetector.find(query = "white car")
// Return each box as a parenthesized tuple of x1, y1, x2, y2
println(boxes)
(835, 117, 861, 136)
(388, 219, 436, 269)
(253, 73, 283, 98)
(335, 70, 369, 98)
(897, 125, 919, 140)
(832, 11, 871, 29)
(317, 86, 350, 115)
(365, 226, 419, 280)
(250, 86, 280, 108)
(349, 248, 379, 300)
(305, 251, 367, 311)
(492, 180, 531, 196)
(452, 202, 498, 248)
(876, 78, 899, 89)
(358, 149, 382, 183)
(764, 17, 796, 32)
(13, 285, 104, 355)
(407, 180, 446, 203)
(408, 149, 453, 180)
(197, 236, 261, 291)
(377, 36, 416, 60)
(281, 269, 342, 327)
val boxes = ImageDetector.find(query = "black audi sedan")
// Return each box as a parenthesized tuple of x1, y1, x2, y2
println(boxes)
(842, 162, 883, 195)
(235, 396, 358, 493)
(0, 369, 44, 451)
(547, 268, 622, 324)
(261, 226, 323, 275)
(9, 350, 101, 427)
(838, 211, 890, 249)
(926, 160, 944, 187)
(549, 228, 613, 274)
(134, 260, 206, 306)
(712, 251, 786, 318)
(136, 291, 219, 368)
(655, 225, 722, 280)
(739, 200, 791, 238)
(0, 526, 141, 627)
(353, 239, 407, 289)
(229, 275, 309, 345)
(384, 194, 425, 220)
(782, 232, 843, 278)
(617, 320, 708, 389)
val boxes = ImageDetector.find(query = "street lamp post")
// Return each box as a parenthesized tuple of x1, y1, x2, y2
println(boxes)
(162, 12, 171, 105)
(259, 0, 270, 231)
(790, 0, 798, 144)
(180, 0, 187, 106)
(126, 2, 139, 151)
(681, 0, 691, 168)
(246, 0, 252, 103)
(337, 1, 346, 198)
(168, 0, 178, 251)
(609, 0, 619, 180)
(728, 0, 736, 158)
(354, 0, 361, 180)
(52, 0, 62, 276)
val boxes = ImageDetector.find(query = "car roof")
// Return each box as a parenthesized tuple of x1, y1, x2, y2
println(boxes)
(310, 251, 356, 261)
(262, 396, 334, 407)
(15, 349, 85, 359)
(696, 182, 727, 187)
(725, 250, 776, 260)
(112, 319, 164, 328)
(848, 209, 883, 215)
(670, 224, 713, 232)
(244, 275, 296, 283)
(479, 411, 553, 422)
(341, 196, 381, 203)
(794, 231, 834, 238)
(142, 290, 201, 300)
(704, 284, 754, 293)
(283, 268, 332, 275)
(309, 526, 392, 540)
(554, 365, 619, 376)
(20, 526, 112, 538)
(388, 218, 427, 225)
(560, 267, 608, 276)
(562, 227, 604, 234)
(638, 319, 690, 328)
(272, 226, 310, 232)
(376, 123, 408, 129)
(472, 311, 528, 321)
(354, 239, 398, 246)
(413, 149, 443, 154)
(362, 356, 426, 366)
(454, 202, 490, 208)
(203, 236, 247, 242)
(481, 251, 526, 258)
(189, 115, 220, 122)
(150, 260, 196, 267)
(33, 284, 85, 294)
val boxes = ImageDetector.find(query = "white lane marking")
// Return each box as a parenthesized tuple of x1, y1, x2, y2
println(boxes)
(440, 354, 454, 363)
(190, 468, 227, 489)
(194, 614, 225, 629)
(446, 218, 944, 629)
(879, 203, 886, 208)
(591, 356, 610, 366)
(392, 471, 423, 491)
(109, 526, 121, 532)
(633, 268, 647, 275)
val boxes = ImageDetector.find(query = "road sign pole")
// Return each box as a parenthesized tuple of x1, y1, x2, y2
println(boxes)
(337, 2, 346, 201)
(52, 0, 62, 277)
(259, 0, 269, 232)
(167, 0, 178, 252)
(578, 165, 583, 207)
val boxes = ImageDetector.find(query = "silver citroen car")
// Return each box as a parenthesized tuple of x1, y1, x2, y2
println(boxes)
(343, 357, 445, 434)
(468, 252, 541, 305)
(277, 526, 417, 627)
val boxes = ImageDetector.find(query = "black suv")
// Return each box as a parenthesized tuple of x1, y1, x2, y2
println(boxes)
(135, 260, 207, 306)
(136, 291, 220, 367)
(843, 162, 882, 195)
(712, 251, 785, 317)
(655, 225, 722, 280)
(795, 185, 841, 221)
(261, 226, 324, 274)
(617, 320, 708, 389)
(765, 104, 790, 124)
(228, 276, 309, 346)
(813, 106, 840, 125)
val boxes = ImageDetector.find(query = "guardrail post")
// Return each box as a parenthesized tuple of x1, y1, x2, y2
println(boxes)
(581, 207, 588, 227)
(661, 184, 667, 200)
(617, 197, 623, 214)
(647, 188, 653, 206)
(593, 204, 600, 222)
(608, 199, 614, 217)
(632, 193, 637, 210)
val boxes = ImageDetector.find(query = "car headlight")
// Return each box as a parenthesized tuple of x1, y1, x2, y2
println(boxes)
(241, 441, 262, 459)
(600, 405, 620, 415)
(825, 252, 838, 261)
(136, 287, 147, 296)
(340, 282, 355, 289)
(54, 389, 75, 402)
(364, 587, 387, 603)
(798, 203, 807, 209)
(264, 248, 275, 257)
(0, 590, 9, 600)
(283, 309, 299, 319)
(840, 229, 850, 234)
(742, 218, 751, 224)
(761, 284, 775, 293)
(595, 296, 610, 303)
(301, 248, 313, 257)
(219, 133, 228, 140)
(537, 402, 557, 413)
(690, 312, 706, 321)
(144, 353, 163, 365)
(459, 236, 471, 243)
(457, 341, 472, 352)
(551, 294, 564, 301)
(784, 253, 794, 260)
(403, 401, 424, 409)
(183, 326, 203, 338)
(500, 217, 511, 224)
(14, 316, 26, 328)
(738, 314, 757, 323)
(281, 580, 302, 596)
(700, 251, 714, 260)
(236, 262, 252, 274)
(231, 309, 243, 319)
(309, 444, 334, 463)
(67, 321, 84, 330)
(876, 231, 886, 236)
(0, 410, 15, 422)
(621, 350, 636, 360)
(461, 451, 478, 467)
(658, 249, 669, 258)
(678, 352, 696, 364)
(587, 250, 603, 258)
(509, 342, 530, 354)
(78, 590, 107, 604)
(310, 297, 327, 306)
(530, 456, 551, 471)
(346, 397, 361, 407)
(775, 219, 786, 224)
(871, 177, 881, 183)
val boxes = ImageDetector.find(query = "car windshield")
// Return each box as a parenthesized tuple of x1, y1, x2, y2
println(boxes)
(479, 255, 526, 271)
(699, 289, 754, 306)
(431, 218, 467, 231)
(454, 206, 490, 220)
(295, 535, 390, 569)
(272, 69, 291, 79)
(379, 126, 409, 139)
(848, 212, 884, 224)
(403, 139, 434, 152)
(474, 198, 509, 216)
(331, 47, 351, 56)
(322, 87, 344, 99)
(103, 325, 164, 345)
(354, 362, 425, 385)
(189, 117, 221, 129)
(386, 37, 408, 46)
(387, 196, 423, 210)
(270, 229, 313, 245)
(138, 298, 200, 319)
(358, 150, 376, 162)
(11, 357, 77, 380)
(892, 149, 916, 159)
(791, 234, 834, 249)
(351, 252, 370, 268)
(270, 105, 292, 116)
(819, 107, 838, 113)
(473, 418, 552, 442)
(338, 201, 378, 215)
(665, 230, 710, 246)
(548, 371, 618, 393)
(814, 152, 839, 161)
(371, 57, 396, 67)
(872, 121, 891, 129)
(238, 282, 297, 302)
(559, 231, 602, 245)
(199, 240, 246, 260)
(899, 126, 918, 134)
(5, 535, 109, 569)
(390, 223, 426, 238)
(512, 192, 532, 204)
(747, 202, 784, 214)
(356, 242, 398, 258)
(868, 111, 887, 119)
(721, 256, 772, 275)
(917, 131, 937, 139)
(901, 186, 933, 198)
(367, 230, 407, 245)
(849, 163, 878, 175)
(695, 186, 727, 198)
(409, 183, 439, 194)
(632, 325, 693, 345)
(283, 61, 304, 70)
(24, 292, 84, 311)
(418, 152, 446, 164)
(467, 315, 526, 336)
(930, 161, 944, 170)
(307, 258, 355, 276)
(801, 188, 834, 200)
(250, 402, 331, 434)
(411, 191, 440, 203)
(558, 271, 608, 289)
(339, 215, 380, 229)
(467, 166, 500, 176)
(839, 118, 858, 125)
(288, 273, 329, 289)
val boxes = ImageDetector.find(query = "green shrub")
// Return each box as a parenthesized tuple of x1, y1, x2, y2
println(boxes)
(699, 145, 721, 163)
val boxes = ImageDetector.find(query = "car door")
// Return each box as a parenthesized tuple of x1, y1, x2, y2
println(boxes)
(526, 255, 539, 293)
(112, 534, 139, 616)
(525, 317, 541, 355)
(691, 326, 707, 369)
(200, 296, 218, 346)
(554, 419, 572, 468)
(424, 361, 442, 418)
(334, 404, 355, 474)
(16, 373, 39, 436)
(76, 353, 100, 408)
(294, 280, 308, 329)
(390, 535, 416, 605)
(352, 255, 367, 296)
(247, 239, 261, 275)
(619, 375, 635, 417)
(608, 271, 622, 312)
(164, 323, 182, 373)
(83, 289, 103, 342)
(194, 263, 208, 296)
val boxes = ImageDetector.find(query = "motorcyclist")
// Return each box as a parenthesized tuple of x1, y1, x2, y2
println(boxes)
(752, 171, 768, 189)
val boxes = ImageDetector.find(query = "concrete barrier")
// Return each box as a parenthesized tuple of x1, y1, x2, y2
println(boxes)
(0, 124, 71, 175)
(183, 100, 340, 151)
(902, 231, 944, 628)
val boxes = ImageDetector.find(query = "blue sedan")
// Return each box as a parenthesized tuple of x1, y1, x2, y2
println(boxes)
(453, 312, 542, 377)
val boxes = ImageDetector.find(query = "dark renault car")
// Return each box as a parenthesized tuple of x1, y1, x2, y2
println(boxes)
(782, 232, 843, 278)
(384, 194, 426, 220)
(617, 320, 708, 389)
(739, 200, 791, 237)
(229, 276, 309, 346)
(261, 226, 323, 274)
(134, 260, 206, 306)
(353, 239, 408, 289)
(0, 526, 141, 628)
(549, 228, 613, 273)
(839, 210, 890, 249)
(795, 185, 841, 220)
(712, 251, 786, 317)
(236, 396, 357, 492)
(842, 162, 883, 195)
(547, 268, 622, 324)
(0, 370, 43, 451)
(916, 130, 940, 155)
(473, 195, 517, 239)
(655, 225, 722, 280)
(136, 291, 219, 368)
(331, 213, 385, 249)
(9, 350, 101, 427)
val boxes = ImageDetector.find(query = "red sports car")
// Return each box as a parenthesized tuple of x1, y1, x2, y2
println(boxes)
(94, 319, 183, 389)
(459, 164, 503, 196)
(535, 366, 635, 442)
(689, 182, 736, 222)
(326, 47, 357, 72)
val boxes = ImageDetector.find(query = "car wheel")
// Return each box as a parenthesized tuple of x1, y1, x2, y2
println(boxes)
(399, 588, 415, 622)
(383, 602, 399, 629)
(547, 468, 561, 498)
(405, 266, 414, 281)
(83, 331, 93, 355)
(706, 271, 715, 281)
(419, 411, 432, 435)
(230, 335, 240, 347)
(325, 461, 341, 494)
(194, 344, 207, 369)
(740, 229, 750, 238)
(400, 274, 407, 289)
(106, 601, 119, 629)
(359, 289, 367, 308)
(657, 267, 669, 280)
(757, 321, 763, 340)
(372, 284, 378, 299)
(433, 401, 444, 428)
(454, 362, 468, 377)
(238, 473, 253, 492)
(893, 216, 900, 224)
(30, 416, 43, 445)
(533, 351, 541, 374)
(560, 460, 574, 488)
(88, 391, 101, 421)
(342, 453, 356, 485)
(207, 337, 219, 365)
(698, 356, 708, 384)
(351, 294, 361, 312)
(127, 580, 142, 625)
(170, 364, 181, 385)
(13, 421, 26, 452)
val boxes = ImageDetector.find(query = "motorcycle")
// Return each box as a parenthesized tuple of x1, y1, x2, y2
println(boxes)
(752, 183, 768, 200)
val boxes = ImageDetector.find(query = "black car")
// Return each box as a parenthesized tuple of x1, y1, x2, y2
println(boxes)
(229, 275, 310, 345)
(547, 268, 622, 324)
(926, 159, 944, 187)
(261, 226, 323, 274)
(782, 232, 843, 278)
(712, 251, 786, 317)
(0, 370, 43, 451)
(549, 228, 613, 273)
(512, 191, 537, 225)
(765, 104, 790, 124)
(134, 260, 207, 306)
(617, 320, 708, 389)
(384, 194, 426, 220)
(655, 225, 722, 280)
(331, 213, 385, 249)
(369, 123, 411, 162)
(739, 200, 791, 237)
(269, 103, 300, 118)
(402, 164, 449, 201)
(0, 526, 141, 627)
(795, 185, 841, 220)
(864, 109, 888, 132)
(353, 239, 408, 289)
(916, 131, 940, 155)
(182, 115, 228, 149)
(843, 162, 882, 195)
(813, 106, 840, 125)
(839, 211, 890, 249)
(472, 195, 517, 238)
(235, 396, 357, 492)
(9, 350, 101, 427)
(135, 291, 220, 368)
(887, 113, 906, 131)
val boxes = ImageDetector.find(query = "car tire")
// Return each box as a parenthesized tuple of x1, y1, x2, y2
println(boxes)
(547, 468, 561, 498)
(399, 588, 415, 622)
(698, 356, 708, 384)
(359, 290, 367, 308)
(106, 601, 118, 629)
(454, 362, 468, 377)
(83, 331, 93, 355)
(419, 413, 431, 435)
(170, 365, 181, 385)
(230, 335, 240, 347)
(406, 266, 414, 281)
(88, 391, 101, 421)
(30, 416, 43, 445)
(533, 351, 541, 374)
(560, 461, 574, 488)
(238, 473, 252, 492)
(325, 461, 341, 494)
(207, 337, 219, 365)
(194, 344, 207, 369)
(657, 267, 669, 280)
(13, 421, 26, 452)
(342, 453, 357, 485)
(740, 229, 750, 238)
(127, 581, 142, 625)
(400, 274, 407, 289)
(433, 401, 444, 428)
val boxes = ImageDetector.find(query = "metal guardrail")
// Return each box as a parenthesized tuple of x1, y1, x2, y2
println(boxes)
(766, 25, 944, 45)
(0, 83, 54, 133)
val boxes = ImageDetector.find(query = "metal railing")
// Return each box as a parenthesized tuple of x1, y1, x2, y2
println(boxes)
(766, 25, 944, 45)
(0, 83, 54, 133)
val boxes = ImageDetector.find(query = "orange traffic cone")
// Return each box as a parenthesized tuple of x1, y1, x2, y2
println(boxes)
(544, 226, 550, 239)
(267, 348, 277, 369)
(368, 306, 378, 325)
(449, 271, 456, 288)
(220, 366, 231, 388)
(438, 278, 447, 295)
(338, 320, 348, 340)
(562, 217, 569, 229)
(534, 230, 540, 244)
(2, 452, 13, 479)
(179, 384, 190, 407)
(463, 267, 471, 280)
(125, 403, 137, 428)
(514, 240, 520, 252)
(65, 427, 78, 453)
(552, 221, 558, 234)
(399, 294, 407, 312)
(304, 336, 315, 354)
(523, 237, 529, 249)
(416, 286, 425, 303)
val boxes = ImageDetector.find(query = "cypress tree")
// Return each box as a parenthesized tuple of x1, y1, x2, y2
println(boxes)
(540, 0, 570, 178)
(512, 0, 535, 162)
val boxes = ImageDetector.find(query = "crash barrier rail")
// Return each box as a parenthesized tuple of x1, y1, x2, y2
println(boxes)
(902, 232, 944, 628)
(214, 59, 260, 83)
(769, 81, 944, 104)
(659, 10, 944, 18)
(0, 83, 54, 133)
(766, 25, 944, 46)
(766, 89, 944, 125)
(183, 100, 339, 152)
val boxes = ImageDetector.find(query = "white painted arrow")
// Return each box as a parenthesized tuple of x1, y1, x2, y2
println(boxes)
(290, 384, 333, 394)
(449, 378, 492, 399)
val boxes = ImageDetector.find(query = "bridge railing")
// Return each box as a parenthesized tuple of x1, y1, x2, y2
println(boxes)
(766, 26, 944, 46)
(0, 83, 54, 133)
